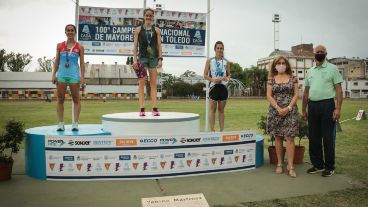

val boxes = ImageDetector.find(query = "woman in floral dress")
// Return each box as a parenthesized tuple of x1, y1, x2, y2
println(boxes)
(266, 56, 299, 178)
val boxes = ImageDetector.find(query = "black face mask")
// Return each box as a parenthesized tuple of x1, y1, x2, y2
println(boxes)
(315, 53, 326, 62)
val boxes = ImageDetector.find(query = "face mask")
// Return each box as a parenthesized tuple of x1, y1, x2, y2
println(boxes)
(315, 53, 326, 62)
(275, 65, 286, 73)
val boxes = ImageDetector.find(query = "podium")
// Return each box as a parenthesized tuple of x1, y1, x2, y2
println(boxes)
(25, 112, 262, 180)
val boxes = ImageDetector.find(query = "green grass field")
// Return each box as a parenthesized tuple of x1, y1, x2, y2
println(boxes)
(0, 98, 367, 206)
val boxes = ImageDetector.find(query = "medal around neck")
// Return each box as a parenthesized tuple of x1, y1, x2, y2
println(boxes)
(147, 46, 152, 54)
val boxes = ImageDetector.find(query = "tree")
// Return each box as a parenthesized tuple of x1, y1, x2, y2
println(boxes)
(229, 62, 244, 81)
(244, 66, 268, 96)
(6, 52, 32, 72)
(160, 72, 179, 97)
(181, 70, 196, 78)
(37, 56, 53, 72)
(0, 49, 10, 72)
(192, 82, 206, 97)
(172, 81, 192, 97)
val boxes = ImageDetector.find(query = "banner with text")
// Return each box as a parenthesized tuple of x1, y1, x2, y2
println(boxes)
(45, 131, 255, 180)
(78, 6, 206, 57)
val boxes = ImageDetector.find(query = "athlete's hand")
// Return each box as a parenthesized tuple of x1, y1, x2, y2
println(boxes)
(80, 77, 86, 85)
(51, 74, 57, 84)
(212, 77, 222, 84)
(157, 59, 163, 69)
(132, 61, 138, 70)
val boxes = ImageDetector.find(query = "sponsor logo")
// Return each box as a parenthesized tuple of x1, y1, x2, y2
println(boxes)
(119, 155, 131, 160)
(220, 157, 225, 165)
(132, 163, 139, 170)
(59, 163, 64, 172)
(170, 161, 175, 169)
(175, 45, 184, 49)
(116, 139, 137, 146)
(187, 152, 200, 157)
(68, 140, 91, 146)
(193, 30, 203, 44)
(115, 163, 120, 171)
(235, 155, 240, 162)
(76, 155, 90, 161)
(160, 138, 177, 144)
(211, 158, 217, 165)
(67, 163, 74, 172)
(203, 137, 220, 142)
(93, 156, 103, 161)
(178, 160, 184, 168)
(241, 133, 254, 139)
(49, 163, 55, 171)
(76, 163, 82, 171)
(123, 163, 130, 171)
(224, 150, 234, 155)
(201, 152, 212, 157)
(204, 158, 209, 166)
(186, 160, 192, 167)
(196, 159, 201, 167)
(92, 140, 114, 145)
(242, 155, 246, 162)
(63, 156, 75, 161)
(48, 155, 61, 160)
(104, 155, 115, 160)
(87, 163, 92, 172)
(160, 161, 166, 169)
(222, 134, 240, 142)
(104, 163, 111, 170)
(118, 49, 131, 54)
(181, 51, 192, 56)
(151, 162, 158, 170)
(180, 137, 201, 144)
(174, 153, 185, 158)
(47, 139, 65, 147)
(80, 25, 92, 40)
(139, 138, 158, 144)
(95, 163, 103, 171)
(143, 162, 148, 170)
(227, 156, 233, 164)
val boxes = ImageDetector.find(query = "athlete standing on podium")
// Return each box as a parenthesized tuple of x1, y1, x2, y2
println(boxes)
(203, 41, 231, 132)
(52, 24, 85, 131)
(132, 8, 163, 116)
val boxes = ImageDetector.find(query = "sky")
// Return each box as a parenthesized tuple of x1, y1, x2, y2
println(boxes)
(0, 0, 367, 76)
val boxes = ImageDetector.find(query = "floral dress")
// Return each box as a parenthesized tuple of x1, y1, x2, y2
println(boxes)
(267, 76, 299, 137)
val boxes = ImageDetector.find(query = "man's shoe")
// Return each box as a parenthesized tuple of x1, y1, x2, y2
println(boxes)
(56, 122, 65, 131)
(322, 169, 335, 177)
(72, 122, 79, 131)
(307, 167, 324, 174)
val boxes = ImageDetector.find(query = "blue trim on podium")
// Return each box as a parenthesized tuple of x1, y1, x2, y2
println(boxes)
(256, 135, 264, 167)
(47, 165, 256, 180)
(25, 124, 111, 180)
(25, 133, 46, 179)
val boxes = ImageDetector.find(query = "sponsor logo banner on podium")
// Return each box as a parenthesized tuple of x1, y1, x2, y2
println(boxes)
(45, 131, 256, 180)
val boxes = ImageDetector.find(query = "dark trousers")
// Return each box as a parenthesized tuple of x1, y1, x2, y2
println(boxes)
(308, 99, 336, 171)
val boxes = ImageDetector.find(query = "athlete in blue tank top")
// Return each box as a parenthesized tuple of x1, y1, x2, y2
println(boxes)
(52, 24, 85, 131)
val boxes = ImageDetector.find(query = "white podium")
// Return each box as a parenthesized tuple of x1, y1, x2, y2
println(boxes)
(102, 112, 200, 135)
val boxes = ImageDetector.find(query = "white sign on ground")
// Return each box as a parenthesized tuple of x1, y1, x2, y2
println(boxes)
(356, 109, 367, 120)
(142, 193, 209, 207)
